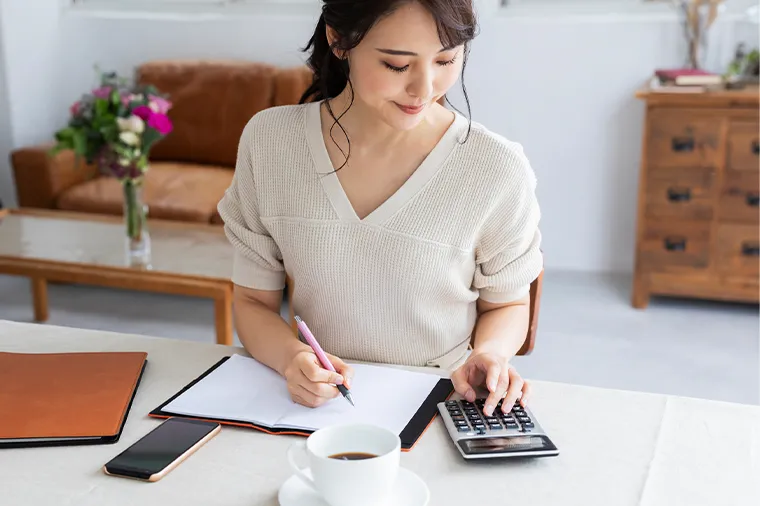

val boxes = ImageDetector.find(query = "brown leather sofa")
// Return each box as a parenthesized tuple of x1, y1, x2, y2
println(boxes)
(10, 60, 313, 225)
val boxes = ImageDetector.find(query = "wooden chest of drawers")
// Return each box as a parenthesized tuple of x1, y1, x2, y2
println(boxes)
(632, 87, 759, 308)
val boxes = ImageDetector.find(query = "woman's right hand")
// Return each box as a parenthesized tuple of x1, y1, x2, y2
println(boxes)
(284, 349, 354, 408)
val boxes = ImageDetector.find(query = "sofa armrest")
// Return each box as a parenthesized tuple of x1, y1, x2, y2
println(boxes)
(11, 144, 98, 209)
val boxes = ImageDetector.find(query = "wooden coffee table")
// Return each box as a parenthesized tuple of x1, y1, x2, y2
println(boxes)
(0, 208, 235, 345)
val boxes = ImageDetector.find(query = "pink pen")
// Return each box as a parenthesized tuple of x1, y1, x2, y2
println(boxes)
(294, 315, 355, 407)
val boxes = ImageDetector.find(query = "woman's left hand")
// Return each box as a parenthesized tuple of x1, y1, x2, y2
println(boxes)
(450, 351, 531, 417)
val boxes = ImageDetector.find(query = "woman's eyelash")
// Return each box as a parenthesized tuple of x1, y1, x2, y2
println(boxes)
(383, 56, 457, 73)
(383, 62, 408, 73)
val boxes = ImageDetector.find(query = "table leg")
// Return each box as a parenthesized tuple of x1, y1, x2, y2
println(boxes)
(31, 277, 49, 322)
(214, 287, 233, 346)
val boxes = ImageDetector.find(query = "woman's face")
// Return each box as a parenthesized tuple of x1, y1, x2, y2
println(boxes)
(337, 2, 464, 131)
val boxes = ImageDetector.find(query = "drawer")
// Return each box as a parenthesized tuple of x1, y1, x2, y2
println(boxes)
(638, 220, 711, 271)
(719, 170, 759, 223)
(647, 111, 722, 169)
(644, 167, 715, 220)
(716, 224, 759, 279)
(727, 121, 759, 172)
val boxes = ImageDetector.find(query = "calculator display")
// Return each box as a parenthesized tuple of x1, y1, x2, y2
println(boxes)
(459, 435, 557, 455)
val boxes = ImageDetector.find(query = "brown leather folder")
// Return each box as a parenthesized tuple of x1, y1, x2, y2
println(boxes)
(0, 351, 147, 448)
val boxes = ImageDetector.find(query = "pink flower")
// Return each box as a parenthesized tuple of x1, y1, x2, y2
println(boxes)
(131, 105, 172, 135)
(148, 95, 171, 115)
(147, 113, 172, 135)
(69, 101, 81, 116)
(92, 86, 112, 99)
(132, 105, 152, 121)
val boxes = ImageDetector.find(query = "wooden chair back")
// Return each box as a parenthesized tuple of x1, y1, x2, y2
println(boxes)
(286, 269, 543, 358)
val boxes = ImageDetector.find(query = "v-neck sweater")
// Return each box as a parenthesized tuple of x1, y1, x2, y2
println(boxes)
(217, 101, 543, 369)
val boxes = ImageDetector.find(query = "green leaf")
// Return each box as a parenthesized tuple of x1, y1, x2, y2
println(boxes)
(141, 128, 163, 153)
(94, 98, 109, 117)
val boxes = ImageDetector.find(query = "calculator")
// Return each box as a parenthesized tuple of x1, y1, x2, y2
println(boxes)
(437, 397, 559, 460)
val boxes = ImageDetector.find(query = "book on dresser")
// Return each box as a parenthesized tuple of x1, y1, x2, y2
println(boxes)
(631, 84, 759, 308)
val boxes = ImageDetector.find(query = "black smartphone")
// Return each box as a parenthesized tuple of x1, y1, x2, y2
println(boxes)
(103, 417, 221, 482)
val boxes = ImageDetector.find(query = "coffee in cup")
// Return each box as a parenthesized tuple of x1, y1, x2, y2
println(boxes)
(286, 423, 401, 506)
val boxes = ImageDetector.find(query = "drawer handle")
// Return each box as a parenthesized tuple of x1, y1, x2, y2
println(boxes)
(752, 141, 759, 156)
(671, 137, 695, 152)
(742, 243, 760, 257)
(667, 187, 691, 202)
(664, 237, 687, 251)
(747, 193, 760, 207)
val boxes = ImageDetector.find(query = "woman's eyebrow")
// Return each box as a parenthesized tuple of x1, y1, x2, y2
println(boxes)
(375, 47, 454, 56)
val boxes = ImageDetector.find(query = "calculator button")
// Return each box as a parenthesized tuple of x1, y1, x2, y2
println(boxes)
(475, 427, 486, 435)
(518, 416, 531, 422)
(457, 425, 472, 433)
(489, 424, 502, 430)
(446, 400, 458, 406)
(452, 415, 466, 421)
(485, 417, 499, 424)
(521, 422, 535, 429)
(454, 419, 468, 426)
(505, 423, 519, 429)
(448, 410, 462, 417)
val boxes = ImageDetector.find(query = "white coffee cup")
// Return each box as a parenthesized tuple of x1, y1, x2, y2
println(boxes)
(286, 423, 401, 506)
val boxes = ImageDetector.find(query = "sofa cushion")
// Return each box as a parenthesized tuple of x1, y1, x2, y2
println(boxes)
(56, 163, 233, 224)
(136, 59, 278, 167)
(273, 65, 314, 106)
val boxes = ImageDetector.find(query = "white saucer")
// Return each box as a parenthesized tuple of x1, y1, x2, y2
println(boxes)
(278, 467, 430, 506)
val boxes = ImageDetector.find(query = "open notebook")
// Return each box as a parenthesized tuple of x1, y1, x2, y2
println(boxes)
(150, 354, 453, 450)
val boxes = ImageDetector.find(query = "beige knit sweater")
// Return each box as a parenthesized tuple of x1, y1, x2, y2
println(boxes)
(217, 101, 543, 369)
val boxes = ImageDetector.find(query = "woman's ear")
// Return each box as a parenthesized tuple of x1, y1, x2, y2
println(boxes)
(325, 25, 346, 60)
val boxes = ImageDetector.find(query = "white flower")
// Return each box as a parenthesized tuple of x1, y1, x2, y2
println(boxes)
(117, 115, 145, 134)
(149, 102, 160, 113)
(119, 131, 140, 146)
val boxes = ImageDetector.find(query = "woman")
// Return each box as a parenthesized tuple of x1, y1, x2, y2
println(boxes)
(217, 0, 542, 419)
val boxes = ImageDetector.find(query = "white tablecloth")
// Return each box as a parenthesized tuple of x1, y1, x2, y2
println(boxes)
(1, 319, 758, 506)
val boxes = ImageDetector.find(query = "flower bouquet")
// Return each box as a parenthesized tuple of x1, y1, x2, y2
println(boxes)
(51, 68, 173, 266)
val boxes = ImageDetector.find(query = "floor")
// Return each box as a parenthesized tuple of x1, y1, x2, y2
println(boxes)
(1, 271, 757, 405)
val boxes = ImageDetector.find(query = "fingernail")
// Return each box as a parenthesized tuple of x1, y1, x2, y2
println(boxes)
(465, 389, 475, 402)
(335, 374, 344, 384)
(488, 380, 496, 391)
(485, 404, 494, 416)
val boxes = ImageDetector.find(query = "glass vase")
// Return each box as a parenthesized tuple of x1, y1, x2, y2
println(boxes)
(122, 179, 151, 268)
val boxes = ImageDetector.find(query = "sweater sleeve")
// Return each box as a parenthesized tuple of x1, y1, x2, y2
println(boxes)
(216, 120, 286, 291)
(472, 148, 543, 304)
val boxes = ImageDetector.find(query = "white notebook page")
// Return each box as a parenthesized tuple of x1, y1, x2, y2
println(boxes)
(162, 354, 442, 435)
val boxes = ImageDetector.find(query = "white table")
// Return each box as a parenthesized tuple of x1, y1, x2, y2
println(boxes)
(1, 319, 758, 506)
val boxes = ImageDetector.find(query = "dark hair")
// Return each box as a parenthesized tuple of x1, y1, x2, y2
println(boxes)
(299, 0, 478, 171)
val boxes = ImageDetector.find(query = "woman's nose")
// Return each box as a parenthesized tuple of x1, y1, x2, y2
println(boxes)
(406, 68, 434, 102)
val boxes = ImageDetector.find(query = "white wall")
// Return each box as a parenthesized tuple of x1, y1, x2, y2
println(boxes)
(0, 1, 16, 208)
(0, 0, 755, 272)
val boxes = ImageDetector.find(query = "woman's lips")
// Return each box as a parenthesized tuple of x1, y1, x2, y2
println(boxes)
(395, 102, 425, 115)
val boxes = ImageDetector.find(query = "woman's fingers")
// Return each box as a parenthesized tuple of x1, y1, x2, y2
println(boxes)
(501, 367, 525, 413)
(519, 379, 532, 407)
(483, 362, 509, 417)
(327, 353, 354, 389)
(289, 383, 331, 408)
(300, 355, 344, 386)
(451, 365, 476, 402)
